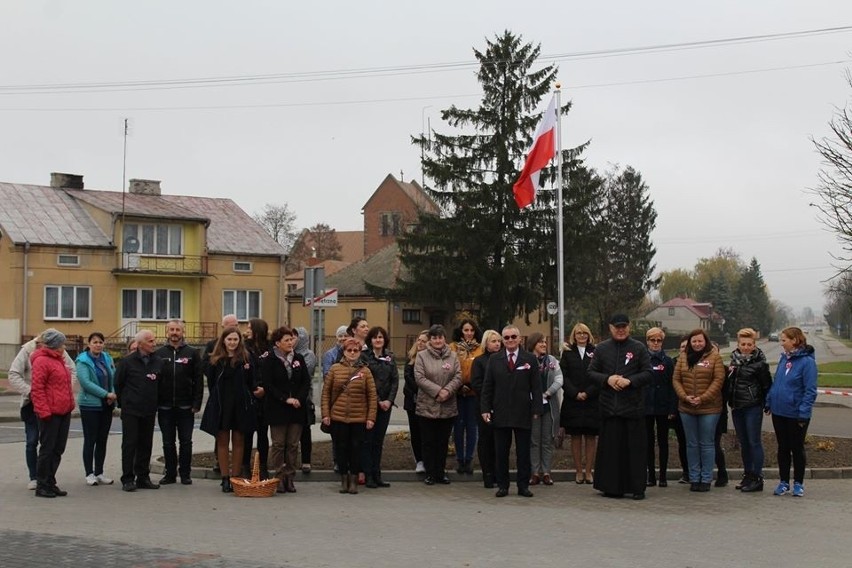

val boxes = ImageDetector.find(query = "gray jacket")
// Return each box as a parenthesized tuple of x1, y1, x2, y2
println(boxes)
(8, 339, 78, 408)
(538, 354, 564, 437)
(414, 345, 462, 419)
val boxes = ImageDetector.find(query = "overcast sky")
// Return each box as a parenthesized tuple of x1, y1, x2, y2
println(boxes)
(2, 1, 851, 318)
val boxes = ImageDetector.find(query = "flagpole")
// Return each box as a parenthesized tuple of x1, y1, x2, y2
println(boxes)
(554, 83, 565, 350)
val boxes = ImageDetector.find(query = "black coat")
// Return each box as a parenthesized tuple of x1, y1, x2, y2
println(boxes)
(363, 350, 400, 403)
(200, 358, 257, 435)
(726, 348, 773, 409)
(155, 343, 204, 410)
(403, 362, 417, 412)
(115, 351, 163, 418)
(480, 349, 543, 429)
(259, 351, 311, 425)
(469, 351, 493, 396)
(587, 337, 652, 419)
(559, 344, 599, 431)
(645, 349, 676, 416)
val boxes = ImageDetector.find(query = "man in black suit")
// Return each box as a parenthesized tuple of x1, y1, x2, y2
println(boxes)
(480, 325, 543, 498)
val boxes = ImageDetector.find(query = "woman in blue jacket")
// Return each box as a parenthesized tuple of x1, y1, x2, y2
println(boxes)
(765, 326, 817, 497)
(76, 332, 117, 486)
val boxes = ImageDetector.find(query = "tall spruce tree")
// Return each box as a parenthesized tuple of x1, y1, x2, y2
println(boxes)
(734, 257, 772, 334)
(395, 31, 561, 329)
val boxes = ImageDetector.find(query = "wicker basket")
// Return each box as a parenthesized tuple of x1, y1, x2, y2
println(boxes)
(231, 453, 279, 498)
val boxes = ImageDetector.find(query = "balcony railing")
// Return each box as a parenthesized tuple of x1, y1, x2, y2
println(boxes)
(114, 253, 208, 275)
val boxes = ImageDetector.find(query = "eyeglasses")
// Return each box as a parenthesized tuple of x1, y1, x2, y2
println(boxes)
(344, 348, 361, 354)
(648, 338, 663, 343)
(503, 334, 518, 340)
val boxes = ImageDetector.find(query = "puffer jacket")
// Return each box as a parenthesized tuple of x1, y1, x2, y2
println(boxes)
(363, 349, 400, 403)
(30, 347, 75, 419)
(766, 345, 817, 420)
(672, 350, 725, 415)
(76, 349, 116, 409)
(414, 344, 462, 419)
(322, 360, 377, 424)
(726, 347, 772, 410)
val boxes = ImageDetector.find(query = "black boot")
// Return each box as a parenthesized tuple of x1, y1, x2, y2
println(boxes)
(735, 472, 751, 490)
(374, 473, 391, 488)
(221, 476, 232, 493)
(741, 475, 764, 493)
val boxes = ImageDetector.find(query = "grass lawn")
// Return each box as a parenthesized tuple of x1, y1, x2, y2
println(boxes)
(818, 374, 852, 388)
(818, 361, 852, 373)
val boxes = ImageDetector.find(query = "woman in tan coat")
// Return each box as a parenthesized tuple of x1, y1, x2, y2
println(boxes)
(672, 329, 725, 492)
(321, 337, 376, 494)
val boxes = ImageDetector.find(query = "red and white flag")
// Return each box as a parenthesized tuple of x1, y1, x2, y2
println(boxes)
(512, 95, 557, 209)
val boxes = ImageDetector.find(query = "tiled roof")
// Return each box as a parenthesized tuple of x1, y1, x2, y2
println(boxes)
(335, 230, 365, 263)
(324, 243, 403, 296)
(398, 180, 439, 215)
(285, 259, 351, 280)
(0, 183, 111, 247)
(659, 297, 715, 319)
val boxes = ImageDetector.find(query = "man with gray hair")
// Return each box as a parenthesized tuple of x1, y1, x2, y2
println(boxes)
(115, 329, 163, 492)
(8, 328, 77, 491)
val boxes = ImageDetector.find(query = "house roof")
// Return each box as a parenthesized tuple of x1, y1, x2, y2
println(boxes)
(285, 259, 351, 281)
(335, 230, 365, 263)
(68, 189, 284, 256)
(323, 242, 403, 296)
(0, 183, 112, 247)
(658, 297, 715, 319)
(361, 174, 439, 216)
(0, 180, 285, 257)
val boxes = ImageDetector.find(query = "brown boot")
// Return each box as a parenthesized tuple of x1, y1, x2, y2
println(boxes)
(339, 474, 350, 494)
(285, 474, 297, 493)
(348, 474, 359, 494)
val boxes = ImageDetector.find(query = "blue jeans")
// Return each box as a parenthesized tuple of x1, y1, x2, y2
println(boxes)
(679, 412, 719, 483)
(731, 405, 765, 477)
(157, 407, 195, 478)
(21, 403, 39, 481)
(80, 407, 114, 476)
(454, 396, 479, 463)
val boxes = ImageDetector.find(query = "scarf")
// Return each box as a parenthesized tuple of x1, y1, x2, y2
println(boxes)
(729, 349, 755, 367)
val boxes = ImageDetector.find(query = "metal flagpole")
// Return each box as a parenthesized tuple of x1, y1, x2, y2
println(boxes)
(554, 84, 565, 349)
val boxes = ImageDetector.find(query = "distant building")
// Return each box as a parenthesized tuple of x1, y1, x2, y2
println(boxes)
(644, 297, 725, 336)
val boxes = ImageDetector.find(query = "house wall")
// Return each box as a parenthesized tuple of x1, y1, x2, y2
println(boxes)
(645, 306, 705, 334)
(202, 255, 284, 326)
(362, 178, 422, 257)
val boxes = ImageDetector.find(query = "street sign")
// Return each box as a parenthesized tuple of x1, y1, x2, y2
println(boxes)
(546, 301, 558, 315)
(306, 288, 338, 307)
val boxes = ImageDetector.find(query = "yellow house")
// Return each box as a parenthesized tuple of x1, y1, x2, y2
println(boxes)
(0, 173, 285, 367)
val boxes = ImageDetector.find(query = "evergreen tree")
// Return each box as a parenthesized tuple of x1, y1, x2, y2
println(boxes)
(735, 257, 772, 334)
(699, 273, 735, 333)
(395, 31, 561, 329)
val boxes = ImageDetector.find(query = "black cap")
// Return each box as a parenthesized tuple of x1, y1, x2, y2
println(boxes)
(609, 313, 630, 326)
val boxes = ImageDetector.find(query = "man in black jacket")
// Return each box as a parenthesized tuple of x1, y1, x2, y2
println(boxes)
(155, 320, 203, 486)
(587, 314, 652, 500)
(481, 325, 543, 498)
(116, 329, 163, 492)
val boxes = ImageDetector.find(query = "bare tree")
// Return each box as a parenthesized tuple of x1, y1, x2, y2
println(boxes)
(253, 203, 298, 251)
(811, 71, 852, 271)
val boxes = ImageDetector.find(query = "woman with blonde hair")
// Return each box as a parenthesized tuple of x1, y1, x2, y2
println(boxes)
(403, 330, 429, 473)
(644, 327, 675, 487)
(470, 329, 502, 487)
(559, 323, 598, 484)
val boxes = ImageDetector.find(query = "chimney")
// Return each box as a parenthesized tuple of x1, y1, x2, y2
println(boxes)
(128, 179, 161, 196)
(50, 172, 84, 189)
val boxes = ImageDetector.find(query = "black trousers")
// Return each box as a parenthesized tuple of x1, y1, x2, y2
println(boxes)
(405, 409, 423, 463)
(494, 426, 531, 491)
(419, 416, 454, 479)
(157, 407, 194, 478)
(330, 421, 366, 475)
(37, 413, 71, 489)
(477, 415, 495, 480)
(121, 413, 156, 484)
(645, 414, 669, 481)
(772, 415, 810, 484)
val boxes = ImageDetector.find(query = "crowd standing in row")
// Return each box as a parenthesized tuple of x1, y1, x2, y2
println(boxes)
(7, 314, 817, 500)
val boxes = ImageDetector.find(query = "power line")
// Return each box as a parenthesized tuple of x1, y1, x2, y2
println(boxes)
(0, 25, 850, 95)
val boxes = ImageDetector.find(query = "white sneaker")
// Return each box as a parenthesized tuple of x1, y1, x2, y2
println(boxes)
(86, 474, 98, 486)
(95, 474, 114, 485)
(28, 479, 38, 490)
(415, 461, 426, 473)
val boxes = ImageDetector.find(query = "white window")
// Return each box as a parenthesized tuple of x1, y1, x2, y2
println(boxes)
(57, 254, 80, 267)
(402, 309, 421, 324)
(44, 286, 91, 320)
(121, 288, 182, 320)
(351, 308, 366, 320)
(123, 223, 182, 255)
(223, 290, 261, 321)
(233, 261, 253, 273)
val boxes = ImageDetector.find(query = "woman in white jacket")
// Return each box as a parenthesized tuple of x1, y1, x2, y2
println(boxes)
(526, 332, 563, 486)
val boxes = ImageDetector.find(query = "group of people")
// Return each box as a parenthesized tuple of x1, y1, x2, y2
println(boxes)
(8, 312, 818, 501)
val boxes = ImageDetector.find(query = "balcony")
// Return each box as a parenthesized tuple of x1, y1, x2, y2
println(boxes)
(113, 253, 208, 276)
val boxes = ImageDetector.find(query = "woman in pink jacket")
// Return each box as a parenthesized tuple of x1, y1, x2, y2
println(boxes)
(29, 329, 75, 498)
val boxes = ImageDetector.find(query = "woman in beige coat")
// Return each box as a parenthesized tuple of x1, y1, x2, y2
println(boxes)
(672, 329, 725, 492)
(414, 325, 462, 485)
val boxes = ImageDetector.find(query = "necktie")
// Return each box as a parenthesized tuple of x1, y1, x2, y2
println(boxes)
(508, 352, 515, 371)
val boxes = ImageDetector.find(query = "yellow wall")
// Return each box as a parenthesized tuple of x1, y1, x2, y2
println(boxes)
(201, 255, 284, 326)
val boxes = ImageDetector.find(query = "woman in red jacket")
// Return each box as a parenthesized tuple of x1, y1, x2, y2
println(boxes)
(30, 329, 75, 498)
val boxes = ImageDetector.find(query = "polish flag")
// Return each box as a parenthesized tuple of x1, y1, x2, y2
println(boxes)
(512, 95, 557, 209)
